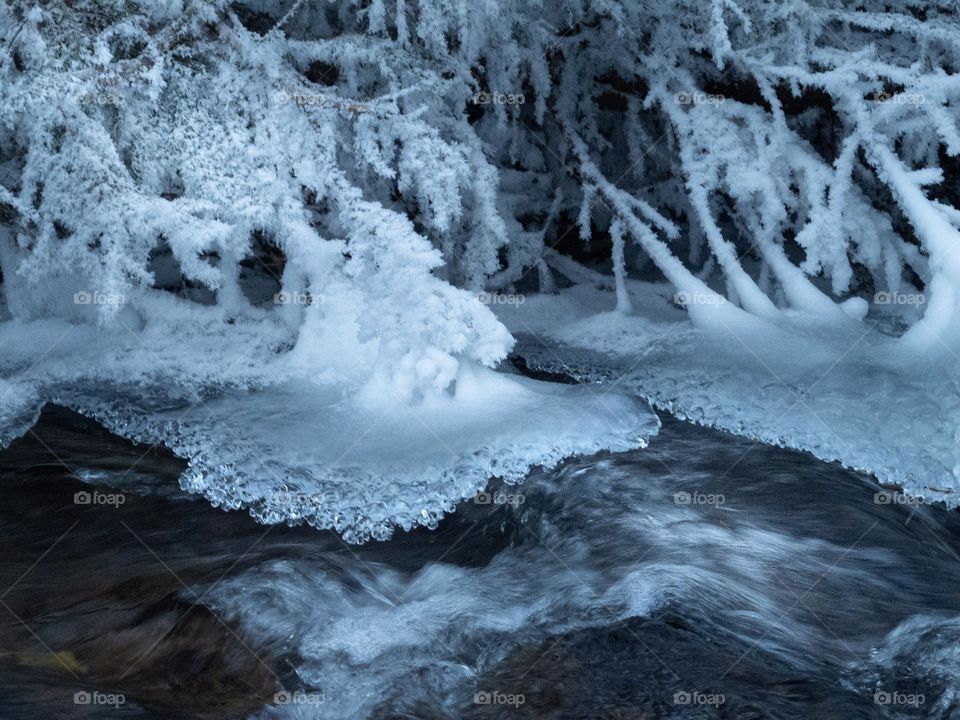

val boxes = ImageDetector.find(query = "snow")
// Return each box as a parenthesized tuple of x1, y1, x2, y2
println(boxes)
(496, 281, 960, 506)
(0, 316, 657, 542)
(83, 368, 656, 543)
(1, 0, 960, 535)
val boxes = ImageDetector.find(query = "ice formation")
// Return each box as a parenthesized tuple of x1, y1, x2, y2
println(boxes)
(1, 0, 959, 528)
(496, 281, 960, 505)
(61, 366, 658, 542)
(0, 316, 657, 542)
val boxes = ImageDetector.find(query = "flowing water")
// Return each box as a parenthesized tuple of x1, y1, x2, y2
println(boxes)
(1, 406, 959, 719)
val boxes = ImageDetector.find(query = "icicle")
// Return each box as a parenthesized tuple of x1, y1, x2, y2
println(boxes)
(367, 0, 387, 33)
(396, 0, 408, 45)
(610, 219, 633, 314)
(537, 259, 556, 294)
(579, 186, 595, 242)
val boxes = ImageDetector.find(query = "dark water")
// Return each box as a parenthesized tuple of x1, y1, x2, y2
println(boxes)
(1, 406, 959, 719)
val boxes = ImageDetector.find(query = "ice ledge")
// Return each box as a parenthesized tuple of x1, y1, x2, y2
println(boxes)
(498, 283, 960, 507)
(47, 366, 659, 543)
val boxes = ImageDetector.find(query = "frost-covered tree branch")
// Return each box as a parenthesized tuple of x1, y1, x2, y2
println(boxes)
(1, 0, 959, 390)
